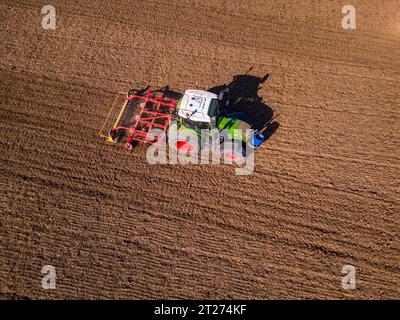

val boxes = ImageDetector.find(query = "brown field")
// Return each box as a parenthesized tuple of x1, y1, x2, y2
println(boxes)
(0, 0, 399, 299)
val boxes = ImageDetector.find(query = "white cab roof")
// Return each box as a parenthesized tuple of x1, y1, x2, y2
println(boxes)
(177, 90, 218, 123)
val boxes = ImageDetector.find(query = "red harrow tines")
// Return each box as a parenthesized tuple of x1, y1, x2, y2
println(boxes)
(99, 89, 178, 150)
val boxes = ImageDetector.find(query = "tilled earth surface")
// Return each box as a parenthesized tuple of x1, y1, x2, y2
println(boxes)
(0, 0, 399, 299)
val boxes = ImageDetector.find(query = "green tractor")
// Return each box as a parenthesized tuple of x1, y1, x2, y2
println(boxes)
(168, 89, 267, 163)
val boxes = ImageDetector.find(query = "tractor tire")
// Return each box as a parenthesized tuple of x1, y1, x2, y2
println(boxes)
(168, 134, 199, 157)
(220, 140, 245, 165)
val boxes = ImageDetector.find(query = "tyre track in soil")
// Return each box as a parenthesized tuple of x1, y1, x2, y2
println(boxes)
(0, 0, 399, 299)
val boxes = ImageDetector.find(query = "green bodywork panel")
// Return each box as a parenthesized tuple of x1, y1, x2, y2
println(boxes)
(217, 116, 248, 141)
(173, 116, 250, 142)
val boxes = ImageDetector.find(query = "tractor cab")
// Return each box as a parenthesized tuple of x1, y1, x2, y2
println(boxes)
(176, 90, 219, 132)
(172, 89, 253, 160)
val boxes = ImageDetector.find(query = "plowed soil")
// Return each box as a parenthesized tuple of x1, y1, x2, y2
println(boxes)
(1, 0, 399, 299)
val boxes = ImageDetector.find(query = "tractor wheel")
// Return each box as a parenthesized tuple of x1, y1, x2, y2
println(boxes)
(176, 139, 199, 156)
(220, 140, 245, 164)
(169, 135, 199, 157)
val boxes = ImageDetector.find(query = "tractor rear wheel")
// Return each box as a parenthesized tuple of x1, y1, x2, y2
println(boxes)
(169, 135, 199, 156)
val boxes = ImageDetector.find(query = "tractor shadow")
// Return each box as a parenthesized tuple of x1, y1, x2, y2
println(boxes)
(208, 72, 279, 142)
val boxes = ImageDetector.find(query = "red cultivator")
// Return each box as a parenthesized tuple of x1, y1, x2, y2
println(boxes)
(99, 88, 178, 150)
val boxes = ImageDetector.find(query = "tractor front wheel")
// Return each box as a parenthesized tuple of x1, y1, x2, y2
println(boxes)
(220, 140, 245, 164)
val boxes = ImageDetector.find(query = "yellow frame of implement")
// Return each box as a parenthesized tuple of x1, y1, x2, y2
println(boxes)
(98, 92, 128, 142)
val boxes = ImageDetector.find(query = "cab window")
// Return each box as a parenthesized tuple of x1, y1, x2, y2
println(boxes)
(207, 99, 219, 118)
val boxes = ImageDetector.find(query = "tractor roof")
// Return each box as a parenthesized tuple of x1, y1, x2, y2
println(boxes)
(177, 90, 218, 123)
